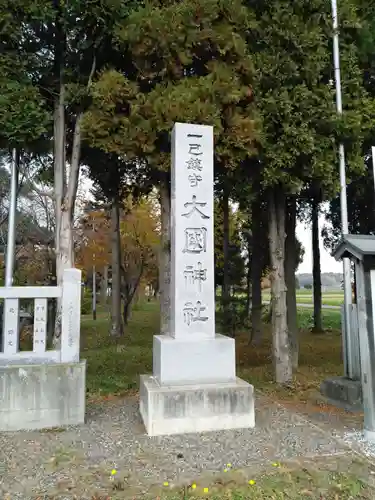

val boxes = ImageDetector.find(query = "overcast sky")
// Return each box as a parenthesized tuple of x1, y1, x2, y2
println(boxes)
(296, 213, 343, 274)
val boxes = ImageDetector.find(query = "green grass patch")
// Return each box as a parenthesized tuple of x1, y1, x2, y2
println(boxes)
(81, 301, 342, 405)
(91, 455, 374, 499)
(146, 456, 374, 500)
(263, 288, 344, 296)
(262, 293, 344, 306)
(160, 475, 371, 499)
(81, 303, 155, 398)
(297, 308, 341, 330)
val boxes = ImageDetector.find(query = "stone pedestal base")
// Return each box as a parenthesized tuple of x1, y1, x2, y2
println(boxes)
(320, 376, 362, 411)
(140, 375, 255, 436)
(153, 334, 235, 385)
(0, 361, 86, 431)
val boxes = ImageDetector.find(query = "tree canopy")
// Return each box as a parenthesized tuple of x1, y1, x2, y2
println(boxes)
(2, 0, 375, 383)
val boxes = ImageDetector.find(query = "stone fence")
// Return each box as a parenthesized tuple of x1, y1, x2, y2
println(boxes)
(0, 268, 82, 365)
(0, 268, 86, 431)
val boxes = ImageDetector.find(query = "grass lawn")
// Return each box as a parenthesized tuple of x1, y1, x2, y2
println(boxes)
(82, 301, 342, 405)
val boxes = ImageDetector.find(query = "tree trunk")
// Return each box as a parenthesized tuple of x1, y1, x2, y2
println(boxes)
(312, 199, 322, 332)
(285, 197, 298, 369)
(52, 5, 95, 345)
(245, 238, 252, 318)
(52, 74, 85, 347)
(123, 299, 130, 325)
(250, 198, 263, 344)
(101, 265, 108, 305)
(268, 188, 292, 384)
(122, 281, 131, 325)
(52, 79, 67, 347)
(53, 0, 65, 274)
(54, 209, 74, 342)
(56, 209, 74, 279)
(159, 176, 171, 335)
(110, 199, 123, 336)
(122, 266, 144, 325)
(47, 254, 57, 345)
(52, 0, 71, 347)
(53, 109, 81, 347)
(222, 192, 230, 316)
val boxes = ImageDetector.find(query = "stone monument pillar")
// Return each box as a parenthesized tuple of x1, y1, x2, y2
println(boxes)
(140, 122, 255, 436)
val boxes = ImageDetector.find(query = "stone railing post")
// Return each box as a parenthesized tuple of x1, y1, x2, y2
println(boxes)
(61, 268, 82, 363)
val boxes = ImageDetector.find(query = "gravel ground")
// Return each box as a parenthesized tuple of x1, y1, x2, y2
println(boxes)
(341, 430, 375, 459)
(286, 398, 375, 464)
(0, 394, 357, 499)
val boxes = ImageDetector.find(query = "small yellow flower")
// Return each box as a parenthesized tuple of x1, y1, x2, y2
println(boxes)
(227, 463, 232, 467)
(163, 481, 169, 487)
(111, 469, 117, 476)
(223, 468, 228, 473)
(203, 487, 209, 493)
(248, 479, 256, 485)
(272, 462, 280, 467)
(191, 483, 197, 489)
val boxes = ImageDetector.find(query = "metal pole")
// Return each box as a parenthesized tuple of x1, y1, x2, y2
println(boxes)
(372, 147, 375, 194)
(5, 149, 19, 287)
(331, 0, 356, 379)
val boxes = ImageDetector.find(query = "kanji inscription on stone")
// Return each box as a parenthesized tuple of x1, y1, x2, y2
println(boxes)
(170, 123, 215, 339)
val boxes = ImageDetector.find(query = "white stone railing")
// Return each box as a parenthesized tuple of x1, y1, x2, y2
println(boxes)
(0, 268, 82, 365)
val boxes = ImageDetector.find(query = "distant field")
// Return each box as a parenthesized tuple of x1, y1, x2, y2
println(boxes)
(262, 289, 344, 306)
(290, 289, 343, 295)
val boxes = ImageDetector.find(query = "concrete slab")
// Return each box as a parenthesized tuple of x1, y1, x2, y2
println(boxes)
(140, 375, 254, 436)
(0, 361, 86, 431)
